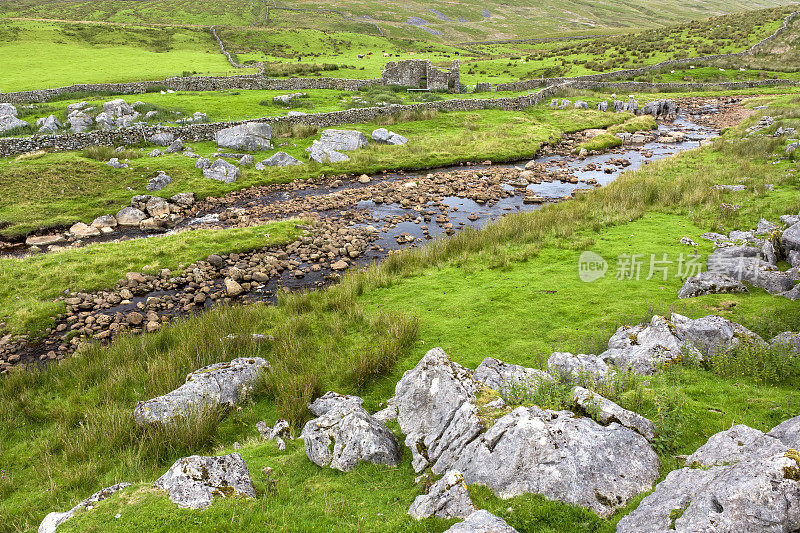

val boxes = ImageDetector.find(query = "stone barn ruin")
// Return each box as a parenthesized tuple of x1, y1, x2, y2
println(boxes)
(381, 59, 460, 92)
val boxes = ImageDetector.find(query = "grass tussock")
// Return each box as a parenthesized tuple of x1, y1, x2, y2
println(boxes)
(81, 145, 143, 161)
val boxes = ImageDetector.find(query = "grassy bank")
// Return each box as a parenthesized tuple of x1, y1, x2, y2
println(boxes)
(0, 96, 798, 532)
(0, 221, 302, 335)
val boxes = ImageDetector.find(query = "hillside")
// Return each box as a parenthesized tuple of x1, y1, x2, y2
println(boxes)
(1, 0, 799, 41)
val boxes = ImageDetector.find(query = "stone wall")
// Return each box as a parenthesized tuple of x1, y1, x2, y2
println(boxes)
(0, 87, 560, 158)
(0, 76, 383, 104)
(496, 11, 799, 92)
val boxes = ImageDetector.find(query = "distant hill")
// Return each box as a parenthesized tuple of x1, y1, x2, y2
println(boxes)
(1, 0, 798, 41)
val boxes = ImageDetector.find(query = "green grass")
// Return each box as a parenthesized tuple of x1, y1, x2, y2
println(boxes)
(0, 107, 626, 239)
(576, 132, 623, 152)
(1, 90, 800, 533)
(0, 20, 250, 92)
(0, 221, 302, 335)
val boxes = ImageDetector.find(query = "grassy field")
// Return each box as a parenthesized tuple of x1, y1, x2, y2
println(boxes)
(0, 93, 798, 532)
(0, 20, 250, 92)
(0, 106, 627, 240)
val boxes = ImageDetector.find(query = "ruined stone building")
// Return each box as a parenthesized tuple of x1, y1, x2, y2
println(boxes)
(381, 59, 460, 92)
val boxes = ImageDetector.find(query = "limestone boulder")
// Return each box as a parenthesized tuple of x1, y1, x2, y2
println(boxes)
(309, 140, 350, 164)
(215, 122, 272, 151)
(154, 453, 256, 510)
(602, 315, 689, 374)
(36, 115, 61, 134)
(0, 103, 18, 116)
(134, 357, 270, 425)
(771, 331, 800, 354)
(38, 483, 131, 533)
(394, 347, 482, 472)
(203, 159, 240, 183)
(301, 393, 401, 472)
(372, 128, 408, 145)
(149, 132, 175, 146)
(677, 271, 748, 299)
(147, 172, 172, 192)
(69, 222, 100, 239)
(670, 313, 766, 359)
(308, 391, 364, 416)
(0, 114, 29, 133)
(451, 406, 659, 518)
(473, 357, 552, 393)
(783, 222, 800, 253)
(259, 151, 303, 167)
(572, 386, 655, 441)
(408, 470, 476, 520)
(547, 351, 611, 383)
(320, 129, 369, 151)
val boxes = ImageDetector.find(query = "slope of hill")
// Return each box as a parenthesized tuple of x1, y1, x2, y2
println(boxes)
(1, 0, 798, 41)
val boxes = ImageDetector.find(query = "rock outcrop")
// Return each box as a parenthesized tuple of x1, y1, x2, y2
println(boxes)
(444, 510, 518, 532)
(617, 416, 800, 532)
(215, 123, 272, 151)
(134, 357, 270, 425)
(319, 129, 369, 151)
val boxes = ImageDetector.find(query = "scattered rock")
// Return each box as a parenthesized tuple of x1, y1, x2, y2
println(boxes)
(116, 207, 146, 226)
(572, 386, 655, 441)
(547, 351, 611, 383)
(309, 140, 350, 163)
(147, 172, 172, 192)
(153, 453, 256, 510)
(69, 222, 100, 239)
(372, 128, 408, 145)
(203, 159, 240, 183)
(106, 158, 127, 169)
(671, 313, 766, 359)
(149, 132, 175, 146)
(473, 357, 552, 392)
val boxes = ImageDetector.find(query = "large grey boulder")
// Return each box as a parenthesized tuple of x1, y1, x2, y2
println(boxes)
(0, 114, 29, 133)
(394, 347, 482, 473)
(0, 103, 18, 116)
(134, 357, 270, 425)
(618, 417, 800, 533)
(602, 315, 689, 374)
(572, 386, 655, 441)
(203, 159, 240, 183)
(36, 115, 61, 134)
(783, 222, 800, 253)
(38, 483, 131, 533)
(320, 129, 369, 151)
(308, 391, 364, 416)
(301, 393, 401, 472)
(259, 151, 303, 167)
(309, 140, 350, 164)
(154, 453, 256, 510)
(408, 470, 476, 520)
(149, 132, 175, 146)
(677, 271, 748, 298)
(147, 172, 172, 192)
(67, 111, 93, 133)
(164, 139, 184, 154)
(473, 357, 552, 393)
(445, 510, 518, 533)
(115, 207, 146, 226)
(396, 348, 659, 518)
(372, 128, 408, 145)
(103, 98, 135, 117)
(547, 351, 611, 383)
(451, 406, 659, 518)
(670, 313, 766, 359)
(215, 122, 272, 151)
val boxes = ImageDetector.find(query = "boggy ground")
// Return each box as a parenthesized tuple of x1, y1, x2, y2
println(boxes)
(0, 102, 718, 370)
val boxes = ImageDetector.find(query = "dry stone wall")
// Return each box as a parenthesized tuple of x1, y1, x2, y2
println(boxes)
(0, 76, 382, 105)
